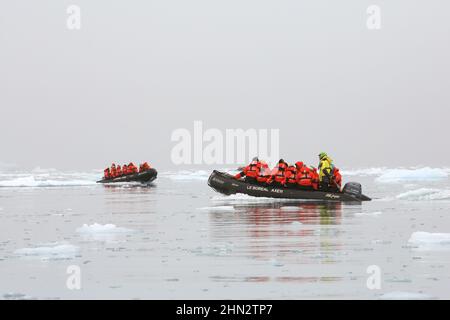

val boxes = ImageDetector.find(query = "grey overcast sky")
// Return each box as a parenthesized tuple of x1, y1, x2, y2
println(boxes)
(1, 1, 449, 170)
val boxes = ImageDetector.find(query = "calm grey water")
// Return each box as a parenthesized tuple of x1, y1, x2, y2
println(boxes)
(0, 168, 449, 299)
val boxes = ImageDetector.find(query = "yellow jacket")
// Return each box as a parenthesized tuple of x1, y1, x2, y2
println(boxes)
(318, 156, 333, 181)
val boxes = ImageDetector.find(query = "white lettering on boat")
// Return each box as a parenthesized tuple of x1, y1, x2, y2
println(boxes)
(270, 188, 283, 194)
(325, 194, 340, 199)
(247, 185, 269, 192)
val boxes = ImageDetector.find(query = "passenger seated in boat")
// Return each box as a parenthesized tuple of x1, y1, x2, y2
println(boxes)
(103, 167, 111, 180)
(139, 162, 151, 172)
(329, 167, 342, 192)
(256, 161, 271, 184)
(234, 157, 260, 184)
(122, 164, 129, 175)
(285, 165, 298, 188)
(311, 167, 320, 190)
(266, 159, 288, 186)
(128, 162, 138, 174)
(110, 163, 117, 178)
(116, 165, 123, 177)
(295, 161, 315, 190)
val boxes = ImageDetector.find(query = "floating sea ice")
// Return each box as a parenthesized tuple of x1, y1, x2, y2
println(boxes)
(340, 167, 387, 176)
(380, 291, 434, 300)
(0, 176, 95, 187)
(76, 223, 133, 234)
(14, 243, 79, 260)
(270, 258, 284, 267)
(376, 167, 448, 183)
(2, 293, 33, 300)
(408, 232, 450, 247)
(354, 211, 382, 217)
(396, 188, 450, 201)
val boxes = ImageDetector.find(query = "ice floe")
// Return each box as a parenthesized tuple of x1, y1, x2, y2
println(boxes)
(14, 243, 79, 260)
(408, 232, 450, 247)
(0, 176, 95, 188)
(396, 188, 450, 201)
(376, 167, 448, 183)
(380, 291, 434, 300)
(340, 167, 387, 176)
(354, 211, 383, 217)
(76, 223, 133, 234)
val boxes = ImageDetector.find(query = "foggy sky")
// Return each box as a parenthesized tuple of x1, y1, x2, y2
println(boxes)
(1, 1, 449, 170)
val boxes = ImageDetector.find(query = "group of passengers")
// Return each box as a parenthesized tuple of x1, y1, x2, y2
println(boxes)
(234, 152, 342, 192)
(103, 162, 151, 180)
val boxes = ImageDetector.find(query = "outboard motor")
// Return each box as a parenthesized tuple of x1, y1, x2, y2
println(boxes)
(342, 182, 362, 198)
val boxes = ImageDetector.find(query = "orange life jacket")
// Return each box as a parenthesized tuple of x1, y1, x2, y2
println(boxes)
(142, 162, 151, 171)
(244, 160, 260, 178)
(116, 165, 122, 176)
(110, 165, 117, 177)
(273, 162, 288, 183)
(256, 162, 271, 183)
(285, 166, 297, 184)
(123, 165, 128, 175)
(297, 166, 313, 187)
(128, 163, 137, 174)
(333, 168, 342, 187)
(311, 168, 319, 190)
(104, 168, 110, 179)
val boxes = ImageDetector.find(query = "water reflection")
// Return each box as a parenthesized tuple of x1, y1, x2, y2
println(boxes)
(207, 201, 360, 267)
(102, 183, 156, 192)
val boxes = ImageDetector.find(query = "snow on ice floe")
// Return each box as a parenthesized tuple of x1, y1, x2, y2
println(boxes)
(354, 211, 383, 217)
(396, 188, 450, 201)
(408, 232, 450, 249)
(1, 293, 33, 300)
(76, 224, 134, 241)
(380, 291, 434, 300)
(0, 176, 95, 188)
(376, 167, 448, 183)
(14, 243, 79, 260)
(340, 167, 387, 176)
(76, 223, 133, 234)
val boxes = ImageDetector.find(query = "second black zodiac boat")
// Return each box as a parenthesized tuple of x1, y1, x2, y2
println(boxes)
(97, 168, 157, 184)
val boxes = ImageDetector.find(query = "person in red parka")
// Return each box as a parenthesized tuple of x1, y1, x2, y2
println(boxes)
(104, 167, 111, 180)
(234, 157, 260, 184)
(256, 161, 271, 184)
(116, 165, 123, 176)
(128, 162, 138, 174)
(110, 163, 117, 178)
(330, 167, 342, 191)
(295, 161, 314, 190)
(267, 159, 289, 185)
(285, 165, 298, 188)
